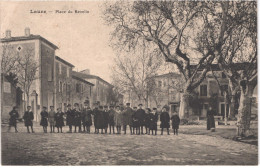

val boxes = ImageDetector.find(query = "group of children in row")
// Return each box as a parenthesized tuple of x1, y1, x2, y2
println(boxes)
(8, 102, 181, 135)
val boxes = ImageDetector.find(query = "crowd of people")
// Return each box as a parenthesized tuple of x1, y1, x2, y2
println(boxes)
(8, 102, 181, 135)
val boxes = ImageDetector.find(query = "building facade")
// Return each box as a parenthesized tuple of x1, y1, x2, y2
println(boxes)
(72, 70, 113, 106)
(55, 56, 74, 111)
(1, 28, 58, 121)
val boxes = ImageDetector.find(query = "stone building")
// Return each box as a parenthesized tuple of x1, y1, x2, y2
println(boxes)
(72, 70, 113, 106)
(71, 75, 94, 109)
(55, 56, 75, 111)
(0, 28, 58, 121)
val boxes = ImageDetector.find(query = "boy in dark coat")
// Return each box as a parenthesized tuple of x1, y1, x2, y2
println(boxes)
(40, 106, 48, 133)
(171, 112, 180, 135)
(207, 106, 215, 131)
(82, 102, 92, 133)
(122, 103, 134, 134)
(160, 106, 170, 135)
(135, 104, 146, 135)
(96, 106, 105, 134)
(66, 104, 74, 133)
(108, 106, 115, 134)
(149, 108, 158, 135)
(73, 103, 82, 133)
(132, 107, 138, 134)
(103, 106, 109, 134)
(55, 108, 65, 133)
(8, 106, 19, 133)
(92, 103, 99, 133)
(144, 108, 151, 134)
(23, 106, 34, 133)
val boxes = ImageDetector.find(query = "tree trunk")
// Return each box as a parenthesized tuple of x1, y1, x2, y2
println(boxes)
(237, 83, 255, 137)
(179, 92, 192, 119)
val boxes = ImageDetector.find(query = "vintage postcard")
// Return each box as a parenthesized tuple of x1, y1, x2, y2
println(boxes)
(0, 0, 258, 166)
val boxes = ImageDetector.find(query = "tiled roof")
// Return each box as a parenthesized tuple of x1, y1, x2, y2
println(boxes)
(72, 71, 113, 87)
(0, 35, 59, 49)
(72, 75, 94, 86)
(55, 56, 75, 68)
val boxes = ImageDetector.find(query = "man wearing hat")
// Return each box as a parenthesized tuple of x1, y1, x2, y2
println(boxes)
(103, 105, 109, 134)
(122, 103, 134, 134)
(49, 106, 56, 133)
(81, 101, 93, 133)
(92, 103, 99, 133)
(65, 104, 75, 133)
(73, 103, 82, 133)
(160, 106, 170, 135)
(132, 106, 138, 134)
(108, 105, 115, 134)
(133, 104, 146, 135)
(23, 106, 34, 133)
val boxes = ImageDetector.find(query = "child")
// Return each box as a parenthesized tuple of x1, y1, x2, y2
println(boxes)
(23, 106, 34, 133)
(144, 108, 151, 134)
(171, 112, 180, 135)
(8, 106, 19, 133)
(49, 106, 56, 133)
(66, 104, 74, 133)
(103, 106, 109, 134)
(132, 107, 138, 134)
(149, 108, 158, 135)
(82, 102, 92, 133)
(160, 106, 170, 135)
(40, 107, 48, 133)
(114, 106, 122, 134)
(73, 103, 82, 133)
(55, 108, 65, 133)
(108, 106, 115, 134)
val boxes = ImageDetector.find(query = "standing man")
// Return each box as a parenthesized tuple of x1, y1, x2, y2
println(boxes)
(23, 106, 34, 133)
(103, 105, 109, 134)
(40, 106, 48, 133)
(207, 106, 215, 131)
(73, 103, 82, 133)
(82, 102, 92, 133)
(149, 108, 158, 135)
(136, 104, 146, 135)
(48, 106, 56, 133)
(122, 103, 134, 134)
(160, 106, 170, 135)
(108, 105, 115, 134)
(66, 104, 74, 133)
(8, 106, 19, 133)
(92, 103, 99, 133)
(132, 106, 138, 134)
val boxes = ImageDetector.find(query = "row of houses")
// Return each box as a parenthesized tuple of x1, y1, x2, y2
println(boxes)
(1, 28, 122, 121)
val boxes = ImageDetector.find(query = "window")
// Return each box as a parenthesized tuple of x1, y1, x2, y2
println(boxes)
(97, 87, 99, 97)
(59, 81, 62, 92)
(220, 85, 228, 96)
(200, 85, 207, 96)
(67, 67, 70, 77)
(81, 84, 84, 93)
(222, 72, 227, 78)
(76, 83, 81, 93)
(171, 91, 175, 100)
(63, 83, 66, 93)
(163, 81, 167, 87)
(59, 63, 62, 74)
(158, 81, 162, 87)
(48, 64, 53, 81)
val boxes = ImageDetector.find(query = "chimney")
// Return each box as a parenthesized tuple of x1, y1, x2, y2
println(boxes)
(5, 30, 11, 38)
(81, 69, 90, 75)
(25, 27, 30, 36)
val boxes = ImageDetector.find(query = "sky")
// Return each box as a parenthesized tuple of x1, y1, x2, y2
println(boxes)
(0, 1, 115, 82)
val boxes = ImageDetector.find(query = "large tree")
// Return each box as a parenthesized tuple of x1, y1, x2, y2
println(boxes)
(214, 1, 257, 136)
(104, 1, 235, 118)
(111, 41, 162, 107)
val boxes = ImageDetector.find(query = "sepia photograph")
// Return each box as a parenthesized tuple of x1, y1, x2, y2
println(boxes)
(0, 0, 258, 166)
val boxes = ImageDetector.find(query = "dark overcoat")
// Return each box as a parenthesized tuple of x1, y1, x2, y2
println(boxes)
(122, 107, 134, 126)
(171, 115, 180, 129)
(207, 110, 215, 130)
(40, 111, 48, 127)
(9, 110, 19, 126)
(82, 108, 92, 127)
(160, 112, 170, 128)
(103, 110, 109, 128)
(23, 111, 34, 126)
(135, 109, 146, 126)
(108, 109, 115, 126)
(132, 110, 140, 128)
(55, 112, 65, 127)
(95, 109, 105, 129)
(74, 110, 82, 127)
(144, 113, 150, 127)
(66, 109, 75, 126)
(92, 108, 99, 127)
(148, 113, 158, 130)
